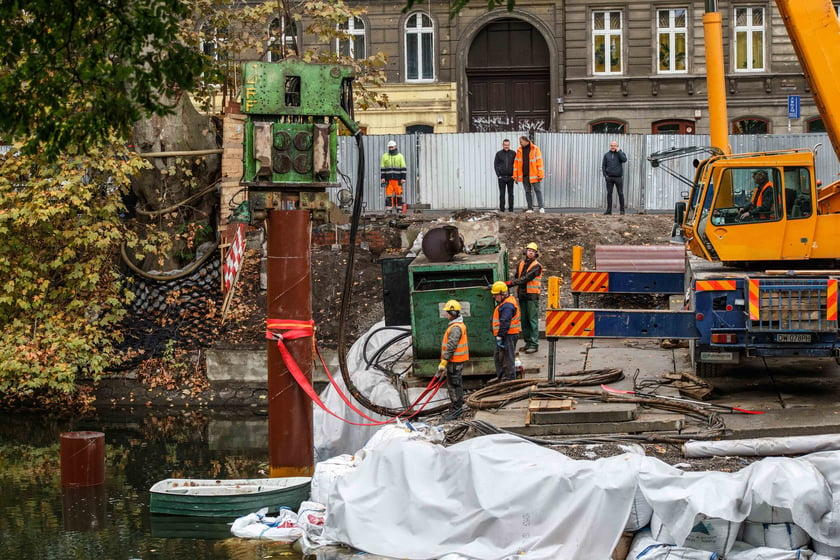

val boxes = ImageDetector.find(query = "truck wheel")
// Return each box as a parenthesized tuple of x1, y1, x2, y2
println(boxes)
(696, 361, 723, 378)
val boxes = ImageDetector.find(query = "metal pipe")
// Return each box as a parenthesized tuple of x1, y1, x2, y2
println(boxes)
(135, 149, 224, 158)
(547, 339, 557, 383)
(266, 209, 314, 477)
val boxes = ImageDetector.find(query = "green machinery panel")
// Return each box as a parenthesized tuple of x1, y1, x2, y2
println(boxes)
(409, 249, 508, 377)
(241, 59, 358, 189)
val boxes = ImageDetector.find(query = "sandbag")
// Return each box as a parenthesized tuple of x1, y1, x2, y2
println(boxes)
(230, 507, 302, 542)
(627, 530, 720, 560)
(310, 454, 356, 505)
(747, 501, 795, 524)
(741, 521, 810, 550)
(813, 540, 840, 559)
(650, 512, 740, 556)
(625, 488, 654, 531)
(727, 540, 813, 559)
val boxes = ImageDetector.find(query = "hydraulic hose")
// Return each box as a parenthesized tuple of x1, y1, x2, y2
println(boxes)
(336, 134, 449, 417)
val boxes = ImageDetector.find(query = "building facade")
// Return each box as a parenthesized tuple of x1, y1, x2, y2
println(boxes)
(312, 1, 838, 136)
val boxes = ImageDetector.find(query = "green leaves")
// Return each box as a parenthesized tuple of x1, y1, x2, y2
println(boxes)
(0, 138, 147, 407)
(0, 0, 204, 156)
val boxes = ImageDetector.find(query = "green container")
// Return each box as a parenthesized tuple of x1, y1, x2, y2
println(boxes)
(409, 249, 508, 376)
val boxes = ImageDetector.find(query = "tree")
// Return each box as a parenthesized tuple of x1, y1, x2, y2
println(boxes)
(0, 0, 205, 156)
(0, 141, 153, 408)
(181, 0, 389, 113)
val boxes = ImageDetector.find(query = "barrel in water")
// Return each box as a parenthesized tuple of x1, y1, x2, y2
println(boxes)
(60, 431, 105, 487)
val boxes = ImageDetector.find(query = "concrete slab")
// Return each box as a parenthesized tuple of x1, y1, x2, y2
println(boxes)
(475, 407, 684, 437)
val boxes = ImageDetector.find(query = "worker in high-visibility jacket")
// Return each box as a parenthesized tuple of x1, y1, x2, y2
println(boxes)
(508, 241, 542, 354)
(437, 299, 469, 419)
(490, 281, 521, 383)
(380, 140, 407, 213)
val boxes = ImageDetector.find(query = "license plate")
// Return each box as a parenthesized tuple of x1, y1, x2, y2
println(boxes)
(774, 333, 813, 343)
(699, 352, 736, 363)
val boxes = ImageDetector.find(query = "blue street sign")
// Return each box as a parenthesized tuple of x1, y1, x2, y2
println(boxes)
(788, 95, 801, 119)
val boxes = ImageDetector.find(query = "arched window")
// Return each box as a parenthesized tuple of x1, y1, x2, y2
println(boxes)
(337, 17, 366, 60)
(652, 119, 695, 134)
(201, 23, 228, 62)
(590, 119, 627, 134)
(267, 17, 298, 61)
(732, 117, 769, 134)
(806, 117, 826, 133)
(405, 13, 434, 81)
(406, 124, 434, 134)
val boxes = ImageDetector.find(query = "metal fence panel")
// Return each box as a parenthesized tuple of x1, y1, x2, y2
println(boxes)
(643, 134, 712, 212)
(335, 132, 839, 213)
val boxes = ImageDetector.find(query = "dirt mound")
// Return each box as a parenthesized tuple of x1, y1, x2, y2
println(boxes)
(218, 211, 675, 349)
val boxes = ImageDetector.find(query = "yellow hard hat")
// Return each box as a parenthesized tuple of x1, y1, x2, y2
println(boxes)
(491, 281, 509, 295)
(443, 300, 461, 312)
(526, 242, 539, 251)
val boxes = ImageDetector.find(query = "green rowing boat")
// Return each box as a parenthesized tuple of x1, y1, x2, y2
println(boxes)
(149, 477, 311, 518)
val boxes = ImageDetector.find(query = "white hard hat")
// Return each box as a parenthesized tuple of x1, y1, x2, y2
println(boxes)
(387, 140, 397, 148)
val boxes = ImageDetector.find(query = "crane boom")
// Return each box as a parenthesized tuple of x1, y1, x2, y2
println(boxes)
(776, 0, 840, 163)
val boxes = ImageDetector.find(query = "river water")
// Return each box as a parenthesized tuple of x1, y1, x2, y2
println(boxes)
(0, 410, 325, 560)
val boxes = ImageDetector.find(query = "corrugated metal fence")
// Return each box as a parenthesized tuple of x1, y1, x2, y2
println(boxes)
(337, 132, 839, 213)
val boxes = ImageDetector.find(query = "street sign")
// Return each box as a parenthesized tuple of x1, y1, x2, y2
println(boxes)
(788, 95, 801, 119)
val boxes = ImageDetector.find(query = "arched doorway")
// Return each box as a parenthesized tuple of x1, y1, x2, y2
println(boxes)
(466, 18, 550, 134)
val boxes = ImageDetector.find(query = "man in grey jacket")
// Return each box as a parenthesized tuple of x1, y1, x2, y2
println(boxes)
(602, 140, 628, 215)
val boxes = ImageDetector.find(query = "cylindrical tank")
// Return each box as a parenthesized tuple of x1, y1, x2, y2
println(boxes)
(422, 225, 464, 262)
(60, 431, 105, 487)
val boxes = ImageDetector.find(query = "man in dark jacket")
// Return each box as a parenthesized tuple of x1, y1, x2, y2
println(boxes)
(493, 139, 516, 212)
(602, 140, 628, 215)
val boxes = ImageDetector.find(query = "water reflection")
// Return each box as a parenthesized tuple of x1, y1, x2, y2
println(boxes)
(0, 410, 308, 560)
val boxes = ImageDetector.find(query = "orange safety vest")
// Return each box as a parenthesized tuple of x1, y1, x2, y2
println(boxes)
(492, 295, 522, 336)
(512, 143, 545, 183)
(517, 259, 543, 295)
(751, 181, 775, 217)
(441, 321, 469, 362)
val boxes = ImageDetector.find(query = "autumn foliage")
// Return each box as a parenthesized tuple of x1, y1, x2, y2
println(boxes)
(0, 141, 150, 408)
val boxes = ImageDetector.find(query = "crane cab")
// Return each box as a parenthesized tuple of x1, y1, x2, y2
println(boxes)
(680, 149, 840, 265)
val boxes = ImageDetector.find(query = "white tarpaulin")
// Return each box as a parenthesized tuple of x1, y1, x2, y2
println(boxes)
(319, 433, 840, 560)
(314, 321, 438, 461)
(324, 433, 641, 560)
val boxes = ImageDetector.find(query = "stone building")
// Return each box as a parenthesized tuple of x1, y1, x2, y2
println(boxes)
(310, 1, 836, 136)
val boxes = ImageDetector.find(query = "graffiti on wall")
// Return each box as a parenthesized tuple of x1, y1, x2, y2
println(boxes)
(471, 115, 547, 133)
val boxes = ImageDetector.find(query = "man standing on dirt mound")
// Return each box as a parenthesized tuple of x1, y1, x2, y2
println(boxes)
(508, 242, 542, 353)
(513, 135, 545, 214)
(380, 140, 407, 213)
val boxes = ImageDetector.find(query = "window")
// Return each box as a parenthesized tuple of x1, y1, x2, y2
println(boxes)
(201, 24, 228, 61)
(405, 13, 434, 81)
(407, 124, 434, 134)
(652, 119, 695, 134)
(657, 8, 688, 73)
(732, 117, 769, 134)
(337, 17, 366, 60)
(267, 17, 297, 61)
(590, 119, 626, 134)
(593, 10, 623, 74)
(734, 7, 765, 71)
(710, 168, 782, 224)
(806, 117, 826, 133)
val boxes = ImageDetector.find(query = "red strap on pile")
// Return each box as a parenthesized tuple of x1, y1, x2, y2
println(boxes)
(266, 319, 445, 426)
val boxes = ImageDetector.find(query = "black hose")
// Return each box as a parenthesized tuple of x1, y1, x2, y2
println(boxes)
(336, 134, 449, 417)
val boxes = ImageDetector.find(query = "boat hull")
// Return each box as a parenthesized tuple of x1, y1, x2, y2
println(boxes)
(149, 477, 311, 518)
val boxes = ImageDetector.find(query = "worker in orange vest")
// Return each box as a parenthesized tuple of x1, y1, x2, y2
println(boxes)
(739, 170, 776, 221)
(508, 241, 542, 354)
(490, 281, 521, 383)
(437, 299, 469, 420)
